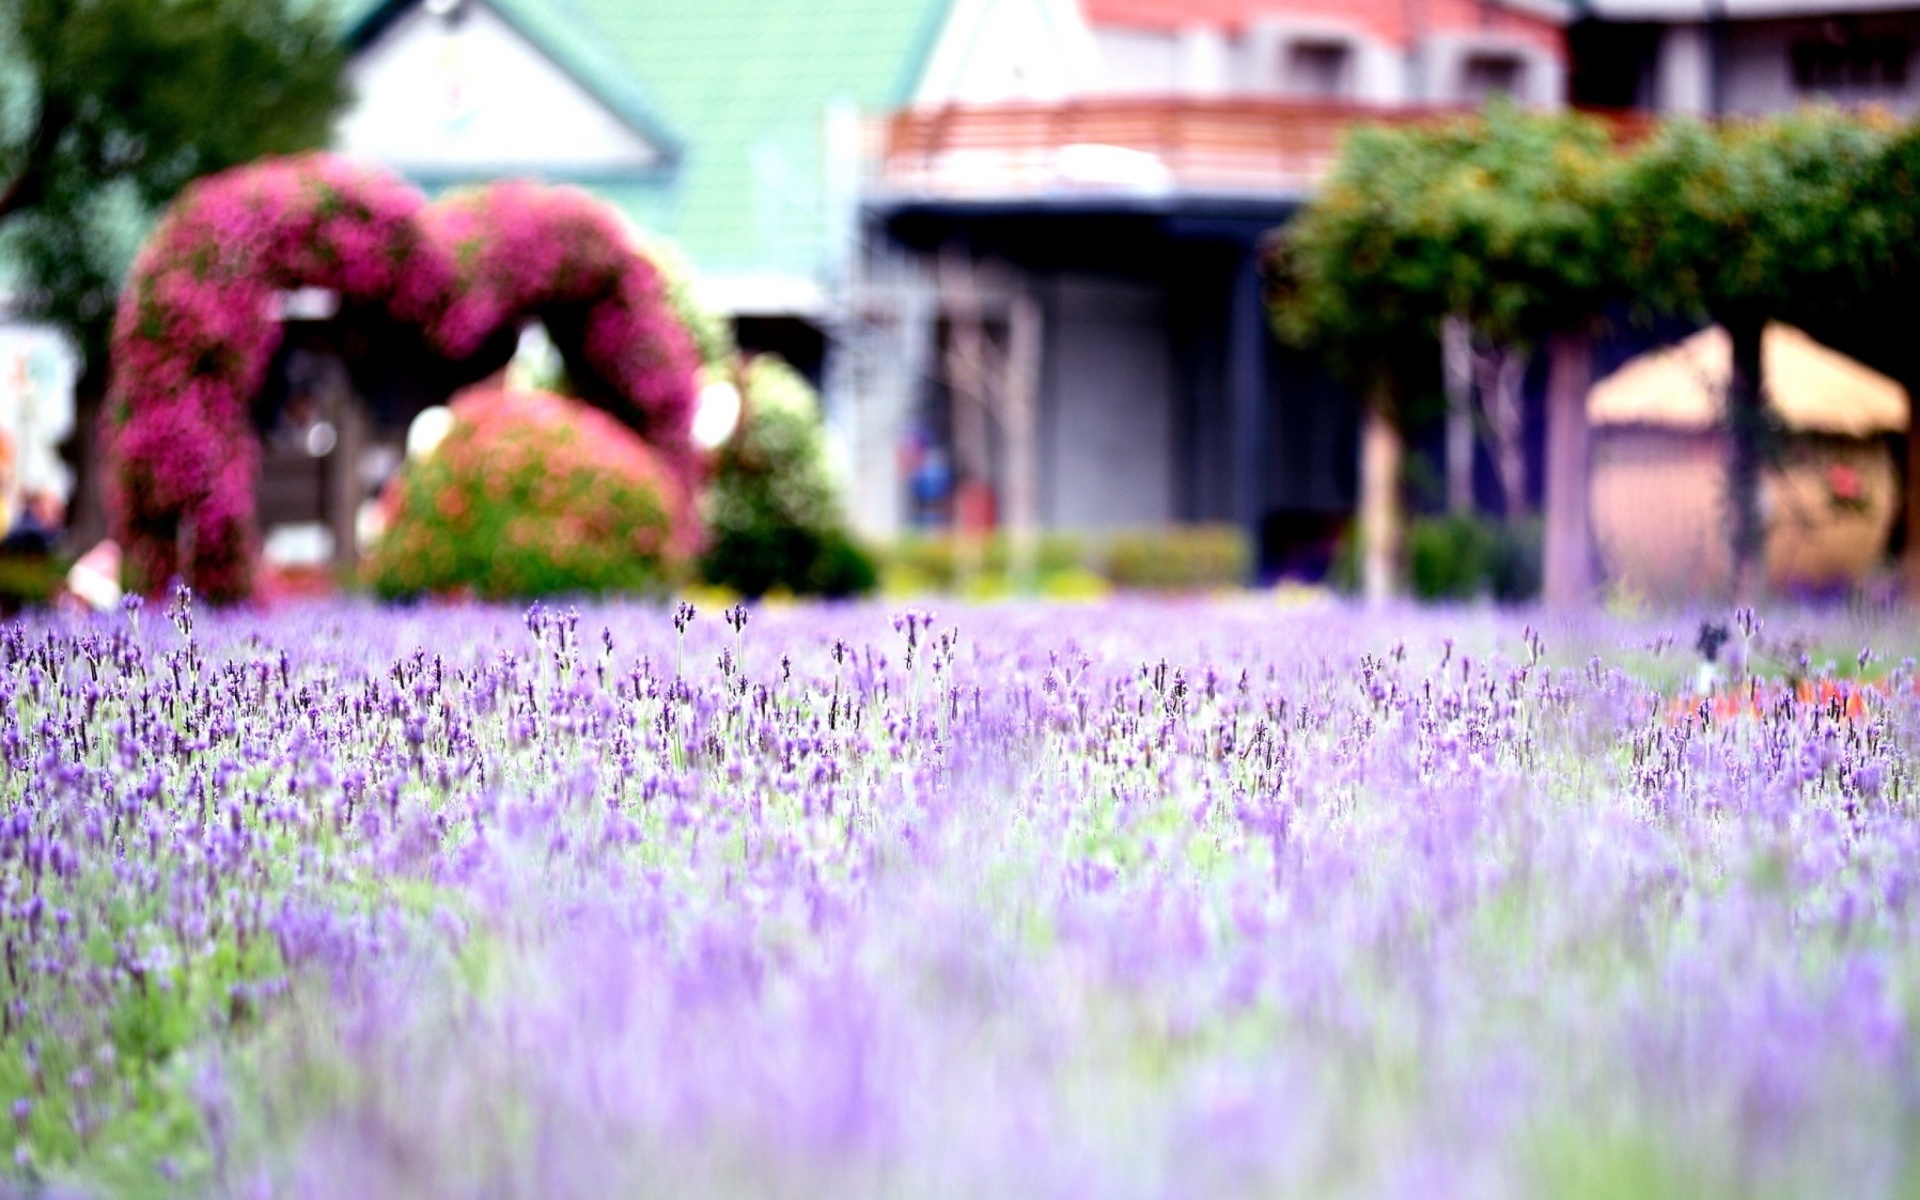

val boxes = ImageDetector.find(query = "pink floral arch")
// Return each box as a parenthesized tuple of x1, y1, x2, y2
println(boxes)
(107, 153, 701, 601)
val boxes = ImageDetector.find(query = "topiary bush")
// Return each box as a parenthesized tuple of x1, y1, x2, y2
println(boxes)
(1406, 514, 1541, 603)
(364, 388, 691, 601)
(1102, 525, 1251, 591)
(701, 355, 875, 598)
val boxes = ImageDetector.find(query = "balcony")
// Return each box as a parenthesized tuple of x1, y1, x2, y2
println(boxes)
(873, 98, 1651, 205)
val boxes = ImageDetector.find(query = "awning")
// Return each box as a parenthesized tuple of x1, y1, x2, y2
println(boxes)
(1588, 321, 1909, 436)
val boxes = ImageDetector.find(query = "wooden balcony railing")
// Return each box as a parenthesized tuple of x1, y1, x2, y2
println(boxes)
(874, 98, 1652, 202)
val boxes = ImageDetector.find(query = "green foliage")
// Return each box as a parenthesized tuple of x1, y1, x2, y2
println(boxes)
(886, 530, 1091, 587)
(700, 355, 876, 598)
(1103, 525, 1251, 591)
(1407, 514, 1541, 603)
(0, 550, 62, 613)
(882, 525, 1250, 594)
(0, 0, 349, 360)
(366, 390, 684, 601)
(1266, 121, 1461, 399)
(1270, 103, 1624, 389)
(1616, 108, 1893, 329)
(630, 229, 736, 370)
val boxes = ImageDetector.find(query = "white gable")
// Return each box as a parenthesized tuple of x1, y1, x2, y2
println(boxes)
(338, 1, 663, 177)
(913, 0, 1101, 106)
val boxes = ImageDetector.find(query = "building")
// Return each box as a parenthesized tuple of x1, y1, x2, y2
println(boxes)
(1570, 0, 1920, 115)
(340, 0, 958, 381)
(846, 0, 1570, 573)
(1085, 0, 1565, 106)
(333, 0, 1581, 576)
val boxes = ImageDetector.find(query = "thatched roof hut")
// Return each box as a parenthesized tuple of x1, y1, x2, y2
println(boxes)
(1588, 323, 1908, 598)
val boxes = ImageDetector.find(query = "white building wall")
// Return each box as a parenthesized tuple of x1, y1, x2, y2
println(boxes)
(1723, 16, 1920, 114)
(1242, 18, 1410, 103)
(1177, 26, 1233, 95)
(1093, 28, 1182, 93)
(1422, 30, 1565, 106)
(1655, 23, 1714, 112)
(1041, 276, 1175, 528)
(339, 1, 662, 176)
(914, 0, 1102, 104)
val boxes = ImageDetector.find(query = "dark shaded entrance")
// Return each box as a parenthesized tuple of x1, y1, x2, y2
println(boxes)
(876, 196, 1360, 581)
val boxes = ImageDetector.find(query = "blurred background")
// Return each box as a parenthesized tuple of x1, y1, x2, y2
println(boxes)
(4, 0, 1920, 607)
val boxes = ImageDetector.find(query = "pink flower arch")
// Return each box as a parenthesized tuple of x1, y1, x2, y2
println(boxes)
(107, 154, 702, 602)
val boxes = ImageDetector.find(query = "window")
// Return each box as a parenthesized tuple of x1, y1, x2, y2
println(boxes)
(1461, 54, 1525, 103)
(1792, 23, 1911, 96)
(1285, 41, 1353, 99)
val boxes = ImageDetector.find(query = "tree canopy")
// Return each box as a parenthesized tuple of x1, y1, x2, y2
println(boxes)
(0, 0, 348, 361)
(1269, 103, 1920, 600)
(1270, 104, 1625, 385)
(1616, 109, 1892, 331)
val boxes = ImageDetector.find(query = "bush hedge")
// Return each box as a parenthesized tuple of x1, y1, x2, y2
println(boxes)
(700, 356, 876, 598)
(884, 525, 1252, 594)
(364, 388, 689, 601)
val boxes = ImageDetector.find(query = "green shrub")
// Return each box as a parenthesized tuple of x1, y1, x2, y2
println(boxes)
(700, 356, 876, 598)
(1102, 525, 1250, 591)
(1407, 514, 1541, 602)
(888, 531, 1090, 588)
(0, 553, 65, 616)
(880, 525, 1249, 594)
(365, 388, 688, 601)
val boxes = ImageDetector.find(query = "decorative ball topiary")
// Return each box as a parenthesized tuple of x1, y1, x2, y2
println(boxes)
(364, 388, 691, 601)
(701, 356, 875, 598)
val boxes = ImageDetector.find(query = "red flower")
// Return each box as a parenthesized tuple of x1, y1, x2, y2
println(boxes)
(106, 154, 703, 602)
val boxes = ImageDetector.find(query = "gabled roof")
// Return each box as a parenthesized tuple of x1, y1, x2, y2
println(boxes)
(346, 0, 683, 163)
(342, 0, 953, 293)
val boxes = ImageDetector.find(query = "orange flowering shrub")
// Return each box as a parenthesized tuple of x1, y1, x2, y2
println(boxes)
(364, 389, 691, 600)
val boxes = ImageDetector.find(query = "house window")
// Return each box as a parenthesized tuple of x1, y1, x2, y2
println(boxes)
(1792, 24, 1911, 96)
(1285, 41, 1354, 99)
(1461, 53, 1525, 103)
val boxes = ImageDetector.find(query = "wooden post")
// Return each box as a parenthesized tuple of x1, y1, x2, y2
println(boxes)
(1724, 314, 1767, 601)
(1542, 330, 1594, 609)
(1441, 315, 1475, 515)
(1906, 383, 1920, 603)
(1005, 291, 1042, 589)
(327, 399, 365, 572)
(1359, 387, 1402, 607)
(938, 248, 993, 584)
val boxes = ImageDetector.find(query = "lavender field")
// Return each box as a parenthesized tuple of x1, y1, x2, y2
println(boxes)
(2, 594, 1917, 1199)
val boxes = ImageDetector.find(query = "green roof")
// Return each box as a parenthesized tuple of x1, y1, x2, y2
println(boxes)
(349, 0, 951, 292)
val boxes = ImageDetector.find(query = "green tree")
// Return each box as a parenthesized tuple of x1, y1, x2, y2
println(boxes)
(701, 355, 876, 599)
(1618, 110, 1890, 597)
(1793, 120, 1920, 594)
(1413, 104, 1623, 608)
(1268, 121, 1462, 604)
(1271, 105, 1625, 606)
(0, 0, 348, 347)
(0, 0, 349, 532)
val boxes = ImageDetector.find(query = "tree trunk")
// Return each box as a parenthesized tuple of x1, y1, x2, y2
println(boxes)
(62, 362, 110, 551)
(1476, 346, 1530, 517)
(1542, 330, 1594, 610)
(1359, 388, 1402, 608)
(1724, 313, 1768, 600)
(1004, 290, 1042, 589)
(1906, 381, 1920, 602)
(1441, 316, 1474, 514)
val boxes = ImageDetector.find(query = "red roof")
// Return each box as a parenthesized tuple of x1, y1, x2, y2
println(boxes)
(1082, 0, 1562, 54)
(1083, 0, 1284, 29)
